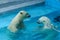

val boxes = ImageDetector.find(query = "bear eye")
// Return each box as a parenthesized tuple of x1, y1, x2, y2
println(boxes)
(43, 21, 45, 22)
(20, 12, 23, 14)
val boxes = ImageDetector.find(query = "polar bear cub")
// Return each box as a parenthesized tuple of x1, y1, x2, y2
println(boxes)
(37, 16, 52, 29)
(37, 16, 58, 40)
(7, 11, 30, 33)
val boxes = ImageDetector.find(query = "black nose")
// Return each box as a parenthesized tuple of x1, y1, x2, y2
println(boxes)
(37, 21, 40, 24)
(28, 15, 31, 17)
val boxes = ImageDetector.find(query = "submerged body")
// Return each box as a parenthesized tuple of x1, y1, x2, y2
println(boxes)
(39, 27, 57, 40)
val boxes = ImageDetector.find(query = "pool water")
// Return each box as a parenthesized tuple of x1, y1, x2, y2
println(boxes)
(0, 3, 60, 40)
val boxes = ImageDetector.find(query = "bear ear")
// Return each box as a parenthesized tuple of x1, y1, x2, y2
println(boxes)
(20, 12, 23, 14)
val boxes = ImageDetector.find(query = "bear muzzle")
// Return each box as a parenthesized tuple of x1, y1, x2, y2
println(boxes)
(37, 20, 41, 24)
(27, 15, 31, 18)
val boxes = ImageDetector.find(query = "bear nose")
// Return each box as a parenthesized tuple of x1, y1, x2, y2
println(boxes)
(28, 15, 31, 17)
(37, 21, 40, 24)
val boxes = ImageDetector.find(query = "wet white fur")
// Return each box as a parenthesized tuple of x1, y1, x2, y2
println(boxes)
(7, 11, 29, 33)
(38, 16, 52, 29)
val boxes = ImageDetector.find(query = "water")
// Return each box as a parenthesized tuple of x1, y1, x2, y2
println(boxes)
(0, 3, 60, 40)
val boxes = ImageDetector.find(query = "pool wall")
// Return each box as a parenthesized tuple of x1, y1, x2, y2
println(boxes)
(0, 0, 44, 13)
(45, 0, 60, 9)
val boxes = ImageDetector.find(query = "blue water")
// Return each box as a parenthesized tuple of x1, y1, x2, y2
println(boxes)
(0, 3, 60, 40)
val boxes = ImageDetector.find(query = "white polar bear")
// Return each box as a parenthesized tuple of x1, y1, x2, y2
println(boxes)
(7, 11, 30, 33)
(37, 16, 58, 40)
(37, 16, 52, 29)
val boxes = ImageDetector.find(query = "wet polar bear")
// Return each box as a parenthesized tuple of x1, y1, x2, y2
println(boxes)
(7, 11, 30, 33)
(37, 16, 58, 40)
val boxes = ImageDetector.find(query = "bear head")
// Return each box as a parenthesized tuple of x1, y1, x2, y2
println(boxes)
(19, 11, 31, 19)
(37, 16, 51, 24)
